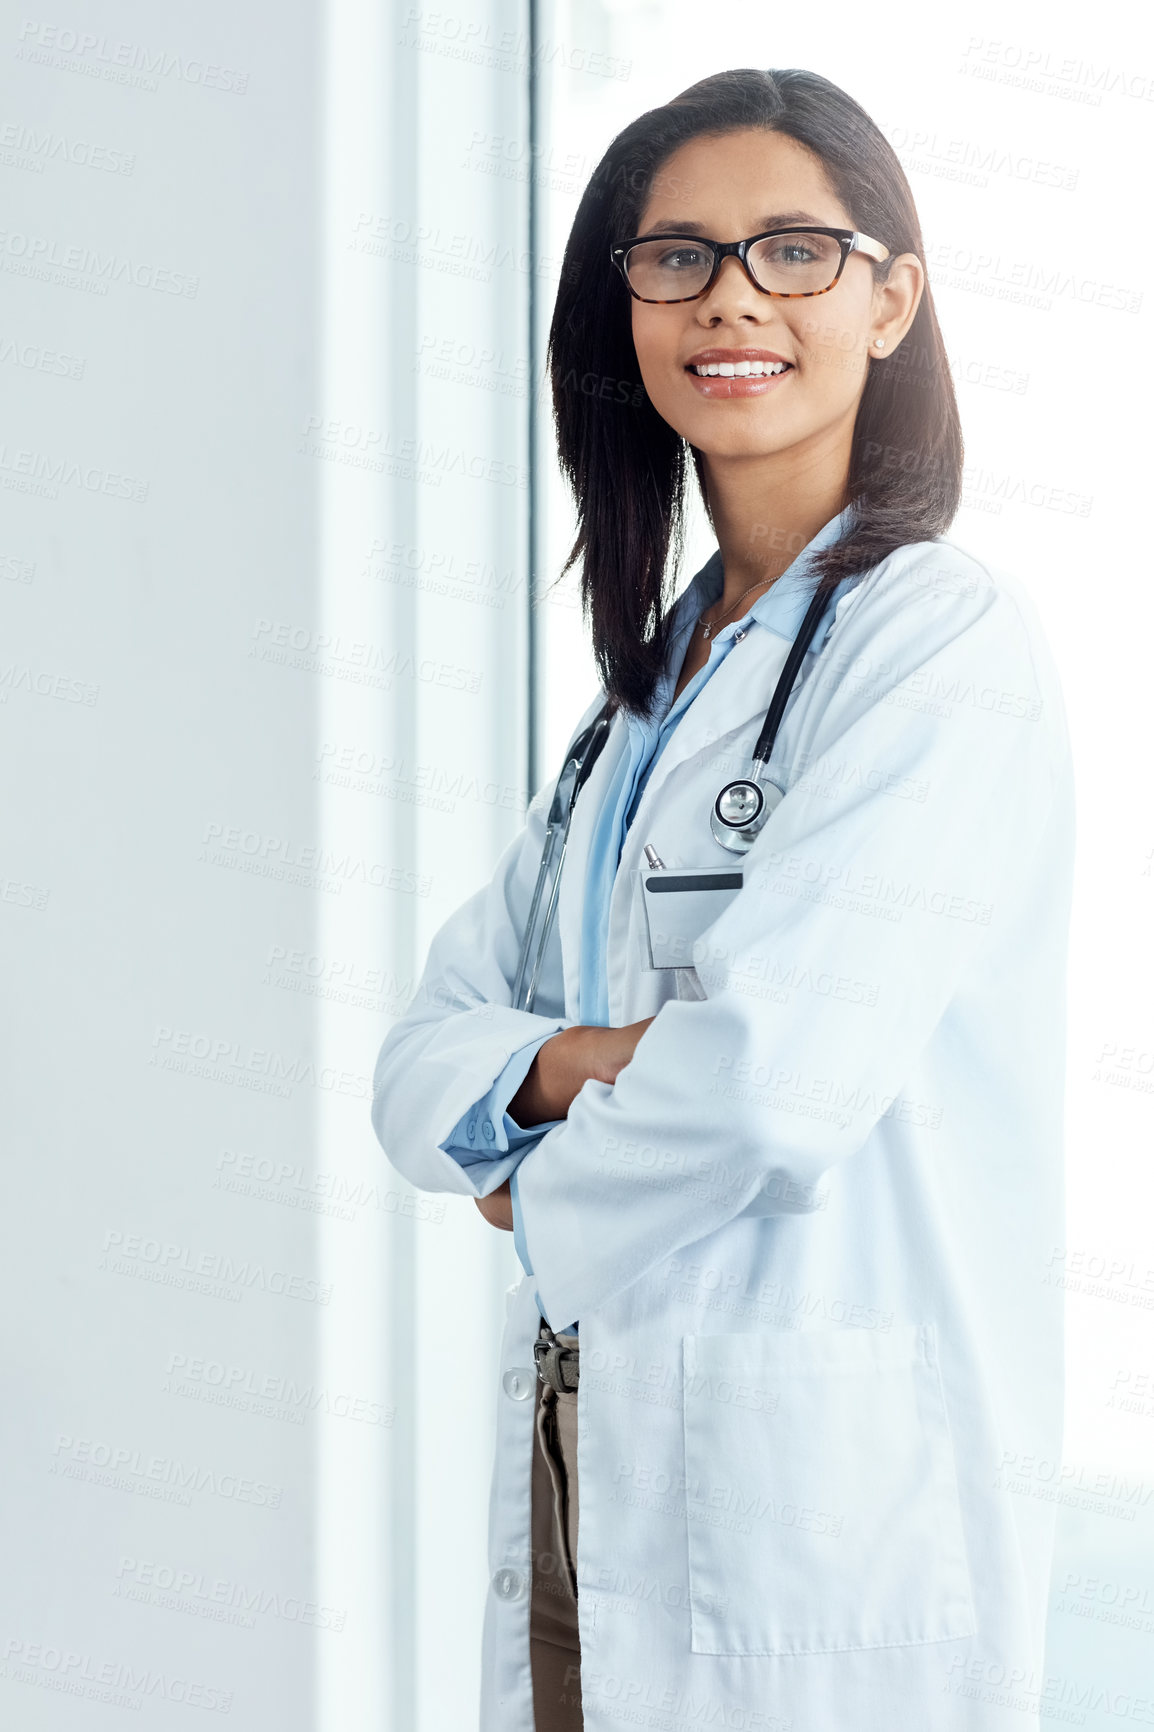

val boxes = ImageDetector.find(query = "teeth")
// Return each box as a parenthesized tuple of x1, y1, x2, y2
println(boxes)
(691, 360, 789, 377)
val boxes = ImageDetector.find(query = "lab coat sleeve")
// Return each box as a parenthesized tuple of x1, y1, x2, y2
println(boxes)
(438, 1035, 566, 1173)
(512, 559, 1068, 1331)
(370, 695, 603, 1199)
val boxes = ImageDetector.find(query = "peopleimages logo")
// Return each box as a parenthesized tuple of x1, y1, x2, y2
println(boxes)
(113, 1555, 348, 1631)
(164, 1352, 392, 1427)
(100, 1228, 334, 1305)
(0, 1636, 234, 1714)
(0, 119, 136, 174)
(50, 1432, 284, 1508)
(0, 227, 199, 296)
(15, 20, 249, 93)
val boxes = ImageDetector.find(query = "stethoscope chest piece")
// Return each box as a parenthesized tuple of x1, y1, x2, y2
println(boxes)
(705, 576, 834, 856)
(710, 776, 785, 854)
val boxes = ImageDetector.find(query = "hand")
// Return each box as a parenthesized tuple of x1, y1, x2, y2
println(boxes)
(478, 1018, 657, 1234)
(508, 1016, 657, 1126)
(474, 1177, 514, 1231)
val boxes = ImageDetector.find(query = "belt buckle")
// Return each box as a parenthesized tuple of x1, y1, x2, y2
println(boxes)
(533, 1329, 578, 1392)
(537, 1323, 578, 1392)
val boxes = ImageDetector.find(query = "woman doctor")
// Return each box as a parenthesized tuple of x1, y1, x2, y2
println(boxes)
(372, 67, 1075, 1732)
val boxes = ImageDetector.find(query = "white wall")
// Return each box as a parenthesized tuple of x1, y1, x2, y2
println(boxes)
(0, 2, 539, 1728)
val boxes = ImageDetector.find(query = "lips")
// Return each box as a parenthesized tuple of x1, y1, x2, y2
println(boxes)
(683, 351, 796, 399)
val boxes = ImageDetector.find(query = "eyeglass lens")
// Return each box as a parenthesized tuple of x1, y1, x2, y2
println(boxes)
(623, 230, 844, 299)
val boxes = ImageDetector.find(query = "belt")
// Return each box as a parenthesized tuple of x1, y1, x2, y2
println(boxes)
(533, 1319, 579, 1393)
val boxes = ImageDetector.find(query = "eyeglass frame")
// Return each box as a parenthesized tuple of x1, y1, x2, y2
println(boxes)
(609, 226, 891, 304)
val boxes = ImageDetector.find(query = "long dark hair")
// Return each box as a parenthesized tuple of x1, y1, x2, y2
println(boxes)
(546, 67, 964, 718)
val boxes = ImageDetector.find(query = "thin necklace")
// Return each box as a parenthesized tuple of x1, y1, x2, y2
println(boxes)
(697, 575, 774, 640)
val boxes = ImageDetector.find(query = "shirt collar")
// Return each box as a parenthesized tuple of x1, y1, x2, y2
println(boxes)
(675, 503, 858, 652)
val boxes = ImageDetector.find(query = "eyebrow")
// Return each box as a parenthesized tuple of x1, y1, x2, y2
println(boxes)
(637, 210, 828, 238)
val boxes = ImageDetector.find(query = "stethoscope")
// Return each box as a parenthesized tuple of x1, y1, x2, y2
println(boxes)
(511, 703, 615, 1013)
(511, 580, 830, 1012)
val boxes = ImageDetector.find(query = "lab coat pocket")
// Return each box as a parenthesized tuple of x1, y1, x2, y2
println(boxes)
(681, 1323, 977, 1656)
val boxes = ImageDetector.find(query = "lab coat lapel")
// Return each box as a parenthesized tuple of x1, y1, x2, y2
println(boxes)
(623, 625, 792, 843)
(603, 628, 793, 1026)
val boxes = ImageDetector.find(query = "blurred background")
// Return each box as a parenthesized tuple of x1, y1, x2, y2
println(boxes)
(2, 0, 1151, 1726)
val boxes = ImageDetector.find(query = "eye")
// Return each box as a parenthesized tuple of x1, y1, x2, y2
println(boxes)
(656, 244, 710, 271)
(767, 238, 820, 266)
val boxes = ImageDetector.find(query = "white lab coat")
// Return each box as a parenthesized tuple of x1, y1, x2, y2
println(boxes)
(372, 537, 1075, 1732)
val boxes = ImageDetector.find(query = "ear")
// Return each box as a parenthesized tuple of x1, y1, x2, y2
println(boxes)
(869, 253, 924, 353)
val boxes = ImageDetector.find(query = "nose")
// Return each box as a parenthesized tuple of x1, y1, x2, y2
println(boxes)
(696, 253, 773, 323)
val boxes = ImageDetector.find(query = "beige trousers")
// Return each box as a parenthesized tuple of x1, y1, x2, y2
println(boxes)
(529, 1322, 582, 1731)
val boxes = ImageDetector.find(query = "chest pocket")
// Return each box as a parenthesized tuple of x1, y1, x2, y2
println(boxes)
(639, 866, 743, 970)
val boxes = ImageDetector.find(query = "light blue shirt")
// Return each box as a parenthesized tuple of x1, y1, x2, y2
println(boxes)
(440, 508, 863, 1329)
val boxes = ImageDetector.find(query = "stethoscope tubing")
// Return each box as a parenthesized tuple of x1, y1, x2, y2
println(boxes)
(519, 826, 570, 1014)
(749, 578, 832, 769)
(512, 818, 566, 1012)
(513, 708, 614, 1013)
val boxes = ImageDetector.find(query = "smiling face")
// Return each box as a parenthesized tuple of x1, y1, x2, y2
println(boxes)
(627, 128, 910, 469)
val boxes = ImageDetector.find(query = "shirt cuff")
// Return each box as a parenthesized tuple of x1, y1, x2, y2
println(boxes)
(438, 1033, 563, 1165)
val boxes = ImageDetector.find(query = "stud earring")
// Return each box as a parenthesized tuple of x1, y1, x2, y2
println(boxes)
(874, 338, 885, 349)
